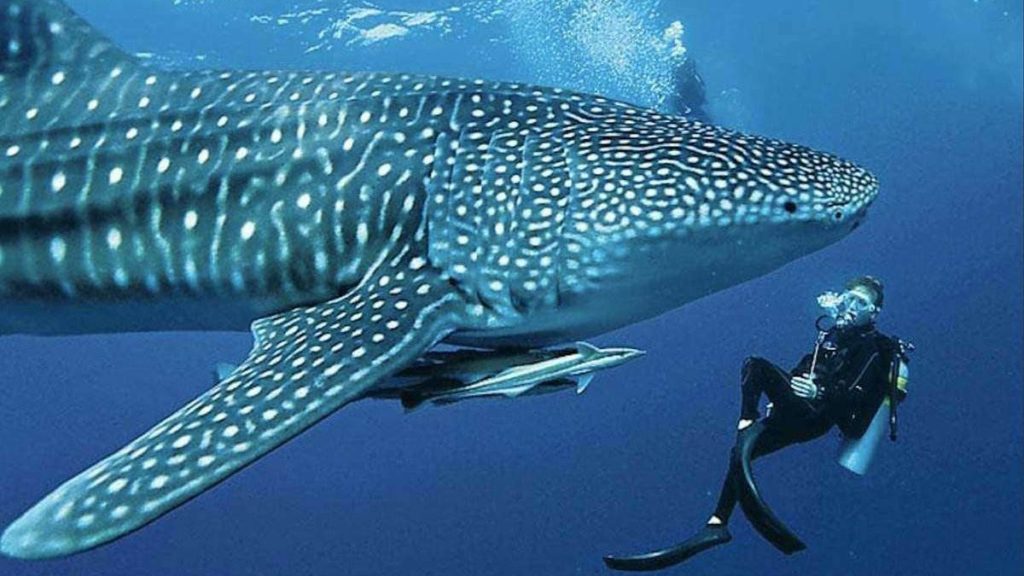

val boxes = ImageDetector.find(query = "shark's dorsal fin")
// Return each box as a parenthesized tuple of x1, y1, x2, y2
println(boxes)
(575, 341, 600, 357)
(0, 0, 158, 218)
(1, 0, 144, 141)
(0, 0, 135, 77)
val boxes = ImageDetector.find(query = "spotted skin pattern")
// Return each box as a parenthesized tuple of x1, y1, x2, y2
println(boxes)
(0, 0, 880, 559)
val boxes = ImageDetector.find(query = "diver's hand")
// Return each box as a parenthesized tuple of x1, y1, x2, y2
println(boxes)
(790, 374, 820, 399)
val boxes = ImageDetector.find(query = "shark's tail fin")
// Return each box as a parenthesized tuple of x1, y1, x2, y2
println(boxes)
(0, 0, 139, 134)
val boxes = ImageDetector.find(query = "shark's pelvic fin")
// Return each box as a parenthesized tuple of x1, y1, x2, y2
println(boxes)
(0, 254, 467, 559)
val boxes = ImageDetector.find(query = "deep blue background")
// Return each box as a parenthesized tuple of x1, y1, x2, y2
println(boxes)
(2, 1, 1022, 575)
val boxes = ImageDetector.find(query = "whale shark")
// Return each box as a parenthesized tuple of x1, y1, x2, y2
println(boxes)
(0, 0, 879, 559)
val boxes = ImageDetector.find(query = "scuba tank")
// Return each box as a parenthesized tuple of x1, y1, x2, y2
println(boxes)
(836, 339, 912, 475)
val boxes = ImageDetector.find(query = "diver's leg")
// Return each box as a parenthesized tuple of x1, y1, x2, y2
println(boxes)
(603, 364, 808, 572)
(710, 424, 798, 524)
(730, 415, 835, 556)
(708, 465, 738, 525)
(739, 357, 795, 421)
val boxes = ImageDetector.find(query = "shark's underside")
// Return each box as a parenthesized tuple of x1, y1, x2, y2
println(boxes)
(0, 0, 879, 559)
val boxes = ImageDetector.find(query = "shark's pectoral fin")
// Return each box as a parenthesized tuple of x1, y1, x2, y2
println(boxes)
(1, 256, 466, 559)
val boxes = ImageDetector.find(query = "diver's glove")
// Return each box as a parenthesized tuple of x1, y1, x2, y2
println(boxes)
(789, 374, 821, 400)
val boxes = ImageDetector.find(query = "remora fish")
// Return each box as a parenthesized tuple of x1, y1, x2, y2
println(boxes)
(385, 342, 644, 409)
(0, 0, 880, 559)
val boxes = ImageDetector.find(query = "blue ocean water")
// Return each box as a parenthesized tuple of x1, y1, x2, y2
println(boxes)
(0, 0, 1021, 575)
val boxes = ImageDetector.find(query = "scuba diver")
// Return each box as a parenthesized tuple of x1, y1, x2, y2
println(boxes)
(665, 57, 711, 122)
(604, 276, 912, 571)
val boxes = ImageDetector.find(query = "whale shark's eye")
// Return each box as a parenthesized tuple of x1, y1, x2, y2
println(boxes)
(783, 201, 797, 214)
(833, 210, 844, 221)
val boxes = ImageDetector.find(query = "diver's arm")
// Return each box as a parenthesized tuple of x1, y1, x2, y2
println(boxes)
(789, 351, 833, 400)
(789, 374, 821, 399)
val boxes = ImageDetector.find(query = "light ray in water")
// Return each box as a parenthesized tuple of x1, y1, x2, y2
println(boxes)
(245, 0, 689, 109)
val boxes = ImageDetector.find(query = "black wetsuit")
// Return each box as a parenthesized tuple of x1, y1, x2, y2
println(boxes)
(666, 58, 710, 122)
(712, 323, 898, 523)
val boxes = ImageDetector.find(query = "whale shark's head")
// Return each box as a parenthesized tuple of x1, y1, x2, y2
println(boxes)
(558, 113, 880, 329)
(567, 114, 879, 239)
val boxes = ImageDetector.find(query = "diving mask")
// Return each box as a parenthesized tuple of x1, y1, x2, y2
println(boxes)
(817, 288, 877, 328)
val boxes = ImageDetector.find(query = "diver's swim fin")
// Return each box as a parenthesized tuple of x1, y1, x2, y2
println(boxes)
(603, 525, 732, 571)
(733, 422, 807, 555)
